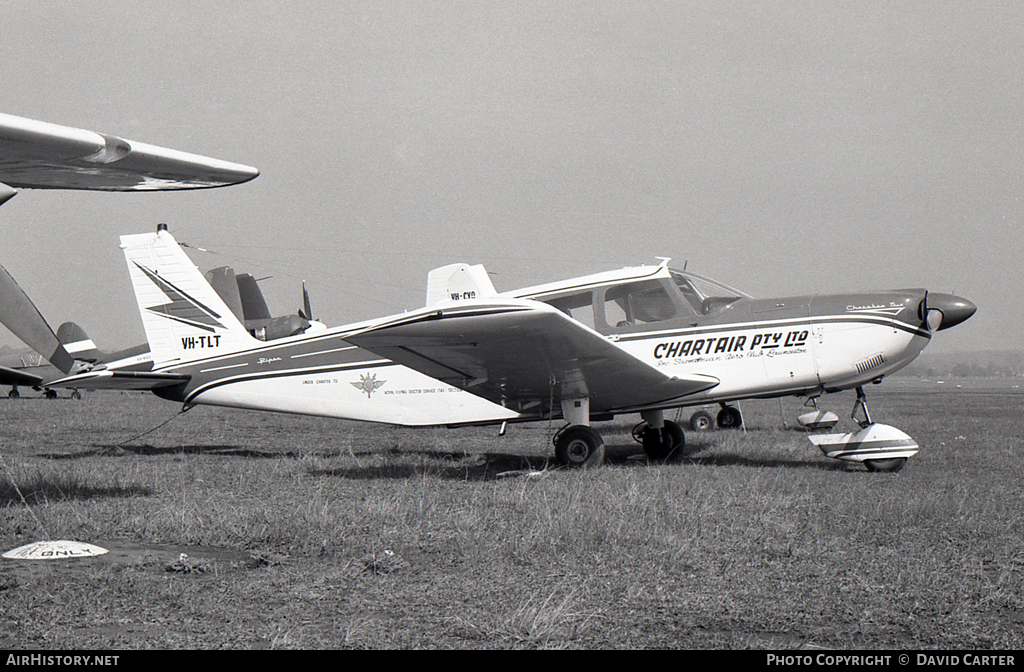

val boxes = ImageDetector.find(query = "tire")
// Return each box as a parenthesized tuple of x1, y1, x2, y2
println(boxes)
(717, 406, 742, 429)
(864, 458, 907, 473)
(689, 410, 714, 432)
(554, 426, 605, 468)
(642, 420, 686, 461)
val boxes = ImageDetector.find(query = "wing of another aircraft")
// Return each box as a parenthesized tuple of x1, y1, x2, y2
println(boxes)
(0, 263, 75, 373)
(0, 112, 258, 195)
(346, 300, 719, 416)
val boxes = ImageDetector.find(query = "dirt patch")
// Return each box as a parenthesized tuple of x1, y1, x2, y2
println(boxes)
(0, 538, 276, 583)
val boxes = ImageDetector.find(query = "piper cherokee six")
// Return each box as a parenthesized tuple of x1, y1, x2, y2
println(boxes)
(53, 227, 976, 472)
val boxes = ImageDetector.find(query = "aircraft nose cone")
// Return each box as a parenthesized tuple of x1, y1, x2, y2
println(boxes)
(927, 293, 977, 330)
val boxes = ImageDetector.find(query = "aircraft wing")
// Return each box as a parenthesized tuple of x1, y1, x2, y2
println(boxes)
(0, 112, 258, 193)
(345, 300, 719, 415)
(47, 369, 190, 391)
(0, 365, 44, 387)
(0, 263, 75, 373)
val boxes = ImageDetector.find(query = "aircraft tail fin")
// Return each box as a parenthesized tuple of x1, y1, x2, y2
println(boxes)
(0, 263, 75, 373)
(206, 266, 245, 323)
(236, 273, 272, 321)
(120, 227, 258, 367)
(425, 263, 497, 307)
(56, 322, 102, 363)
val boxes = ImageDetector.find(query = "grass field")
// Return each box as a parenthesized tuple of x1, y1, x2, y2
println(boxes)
(1, 384, 1022, 649)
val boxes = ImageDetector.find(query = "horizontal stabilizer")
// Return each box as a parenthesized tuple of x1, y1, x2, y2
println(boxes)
(347, 299, 718, 416)
(0, 365, 44, 387)
(47, 369, 190, 391)
(0, 112, 258, 193)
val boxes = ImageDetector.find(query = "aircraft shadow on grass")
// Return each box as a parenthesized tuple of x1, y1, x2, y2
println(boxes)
(0, 478, 152, 507)
(53, 444, 286, 459)
(40, 439, 840, 481)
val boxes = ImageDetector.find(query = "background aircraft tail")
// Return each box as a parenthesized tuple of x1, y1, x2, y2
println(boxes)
(425, 263, 497, 306)
(56, 322, 102, 363)
(120, 226, 258, 367)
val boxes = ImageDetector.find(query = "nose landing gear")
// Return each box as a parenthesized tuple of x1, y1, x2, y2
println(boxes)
(807, 386, 917, 472)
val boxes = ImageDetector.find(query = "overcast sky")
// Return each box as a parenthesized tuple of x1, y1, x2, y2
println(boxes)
(0, 1, 1020, 354)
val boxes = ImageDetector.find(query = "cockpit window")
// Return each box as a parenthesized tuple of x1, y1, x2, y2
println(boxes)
(543, 291, 595, 330)
(603, 280, 678, 328)
(670, 270, 744, 316)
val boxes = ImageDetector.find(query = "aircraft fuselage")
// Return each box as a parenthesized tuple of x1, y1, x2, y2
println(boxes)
(154, 287, 936, 427)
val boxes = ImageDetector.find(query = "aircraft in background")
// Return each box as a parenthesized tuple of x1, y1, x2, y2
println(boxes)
(0, 112, 261, 394)
(0, 111, 258, 205)
(0, 257, 314, 397)
(0, 322, 149, 399)
(54, 227, 976, 472)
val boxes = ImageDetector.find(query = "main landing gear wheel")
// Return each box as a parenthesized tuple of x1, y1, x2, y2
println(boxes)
(717, 405, 742, 429)
(7, 389, 18, 399)
(864, 458, 907, 473)
(640, 420, 686, 461)
(553, 425, 606, 468)
(689, 410, 714, 432)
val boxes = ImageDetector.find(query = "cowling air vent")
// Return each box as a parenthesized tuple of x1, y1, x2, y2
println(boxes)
(856, 353, 886, 374)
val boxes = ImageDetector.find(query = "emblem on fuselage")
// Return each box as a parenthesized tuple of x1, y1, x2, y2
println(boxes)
(352, 372, 386, 398)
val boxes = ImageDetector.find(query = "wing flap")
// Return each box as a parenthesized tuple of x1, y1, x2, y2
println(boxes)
(48, 370, 190, 391)
(346, 300, 718, 415)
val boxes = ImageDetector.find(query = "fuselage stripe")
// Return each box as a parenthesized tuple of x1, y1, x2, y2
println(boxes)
(184, 359, 393, 404)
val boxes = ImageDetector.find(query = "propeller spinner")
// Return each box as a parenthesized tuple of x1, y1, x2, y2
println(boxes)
(919, 292, 976, 331)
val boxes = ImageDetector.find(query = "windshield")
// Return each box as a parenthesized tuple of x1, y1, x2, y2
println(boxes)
(669, 270, 747, 316)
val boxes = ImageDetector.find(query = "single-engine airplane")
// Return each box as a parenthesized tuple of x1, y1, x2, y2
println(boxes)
(0, 112, 258, 205)
(53, 226, 975, 472)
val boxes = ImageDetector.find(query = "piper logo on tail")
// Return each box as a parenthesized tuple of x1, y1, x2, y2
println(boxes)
(134, 262, 226, 333)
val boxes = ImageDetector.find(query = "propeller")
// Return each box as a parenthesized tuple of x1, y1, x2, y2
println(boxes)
(298, 281, 313, 321)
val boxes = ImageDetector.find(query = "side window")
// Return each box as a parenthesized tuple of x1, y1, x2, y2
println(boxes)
(542, 291, 595, 330)
(602, 281, 679, 329)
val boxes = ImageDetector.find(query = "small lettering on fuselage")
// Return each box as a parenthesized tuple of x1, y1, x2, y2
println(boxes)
(653, 330, 808, 359)
(181, 335, 221, 349)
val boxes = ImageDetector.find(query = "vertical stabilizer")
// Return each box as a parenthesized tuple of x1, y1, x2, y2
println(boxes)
(425, 263, 497, 306)
(206, 267, 245, 322)
(56, 322, 102, 363)
(120, 228, 257, 367)
(236, 273, 272, 320)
